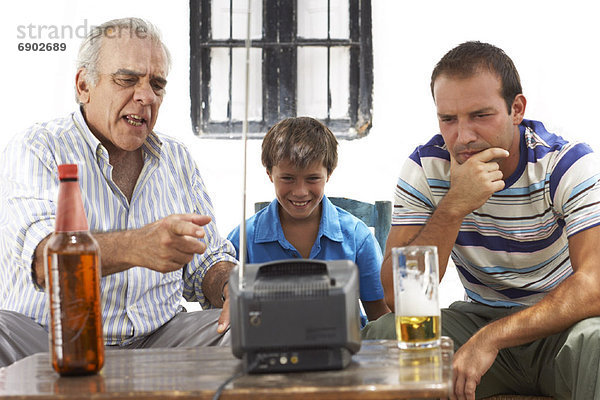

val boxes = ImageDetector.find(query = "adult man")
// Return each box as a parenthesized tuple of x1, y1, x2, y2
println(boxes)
(362, 41, 600, 399)
(0, 18, 236, 368)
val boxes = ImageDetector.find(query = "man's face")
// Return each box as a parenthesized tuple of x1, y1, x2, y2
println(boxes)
(77, 31, 168, 153)
(268, 159, 329, 223)
(433, 70, 523, 169)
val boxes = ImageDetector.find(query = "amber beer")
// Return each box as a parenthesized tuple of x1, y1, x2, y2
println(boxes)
(396, 315, 440, 346)
(393, 246, 441, 350)
(44, 164, 104, 375)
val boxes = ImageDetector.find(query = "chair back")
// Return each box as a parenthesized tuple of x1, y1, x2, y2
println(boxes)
(254, 197, 391, 252)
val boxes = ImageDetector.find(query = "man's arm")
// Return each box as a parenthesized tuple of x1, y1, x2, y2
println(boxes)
(201, 261, 234, 307)
(381, 203, 463, 310)
(201, 261, 236, 333)
(362, 299, 391, 321)
(382, 148, 509, 310)
(33, 214, 211, 288)
(451, 225, 600, 400)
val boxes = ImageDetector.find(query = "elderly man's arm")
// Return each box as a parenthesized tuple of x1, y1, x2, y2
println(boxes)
(201, 261, 236, 333)
(450, 225, 600, 400)
(33, 213, 211, 288)
(201, 261, 235, 307)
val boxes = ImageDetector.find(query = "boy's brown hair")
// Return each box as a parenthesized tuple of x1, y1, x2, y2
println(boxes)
(261, 117, 338, 175)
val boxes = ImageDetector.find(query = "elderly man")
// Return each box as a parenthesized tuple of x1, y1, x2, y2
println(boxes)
(362, 41, 600, 400)
(0, 18, 236, 368)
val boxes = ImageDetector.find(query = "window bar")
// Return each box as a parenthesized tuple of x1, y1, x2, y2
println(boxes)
(348, 0, 359, 129)
(263, 0, 279, 127)
(228, 0, 234, 128)
(359, 0, 373, 133)
(278, 0, 296, 119)
(327, 0, 331, 122)
(198, 38, 357, 48)
(190, 0, 212, 134)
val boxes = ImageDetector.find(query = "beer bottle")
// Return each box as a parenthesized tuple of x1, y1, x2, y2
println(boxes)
(44, 164, 104, 375)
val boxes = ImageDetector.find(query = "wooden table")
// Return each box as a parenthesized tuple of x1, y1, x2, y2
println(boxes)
(0, 339, 453, 399)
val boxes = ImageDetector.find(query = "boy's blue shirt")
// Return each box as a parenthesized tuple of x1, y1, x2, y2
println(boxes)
(227, 195, 385, 325)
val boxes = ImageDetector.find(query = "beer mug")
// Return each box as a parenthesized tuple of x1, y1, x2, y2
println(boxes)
(392, 246, 440, 349)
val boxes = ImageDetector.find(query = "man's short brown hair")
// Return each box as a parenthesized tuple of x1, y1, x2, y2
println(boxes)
(430, 41, 522, 114)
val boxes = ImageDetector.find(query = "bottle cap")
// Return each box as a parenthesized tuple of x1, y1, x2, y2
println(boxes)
(58, 164, 78, 180)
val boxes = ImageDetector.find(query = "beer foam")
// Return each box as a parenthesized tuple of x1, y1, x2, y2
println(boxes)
(395, 278, 440, 316)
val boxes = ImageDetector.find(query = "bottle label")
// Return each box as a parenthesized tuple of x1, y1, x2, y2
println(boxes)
(49, 253, 63, 362)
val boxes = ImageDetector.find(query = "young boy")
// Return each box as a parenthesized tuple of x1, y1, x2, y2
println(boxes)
(227, 117, 390, 325)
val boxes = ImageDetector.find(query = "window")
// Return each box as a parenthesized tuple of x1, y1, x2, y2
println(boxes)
(190, 0, 373, 139)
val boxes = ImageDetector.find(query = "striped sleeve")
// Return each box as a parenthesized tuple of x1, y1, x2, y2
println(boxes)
(0, 124, 62, 323)
(1, 126, 58, 279)
(392, 147, 440, 226)
(180, 148, 237, 309)
(545, 143, 600, 237)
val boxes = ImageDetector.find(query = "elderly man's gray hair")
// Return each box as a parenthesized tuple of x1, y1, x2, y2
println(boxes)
(75, 17, 171, 103)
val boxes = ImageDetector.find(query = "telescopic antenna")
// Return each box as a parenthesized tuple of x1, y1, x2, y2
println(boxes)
(238, 0, 252, 291)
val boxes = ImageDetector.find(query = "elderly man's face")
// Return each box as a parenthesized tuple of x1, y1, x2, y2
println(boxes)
(77, 31, 168, 153)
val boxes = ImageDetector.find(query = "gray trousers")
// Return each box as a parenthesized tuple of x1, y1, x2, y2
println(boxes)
(0, 309, 230, 368)
(361, 301, 600, 400)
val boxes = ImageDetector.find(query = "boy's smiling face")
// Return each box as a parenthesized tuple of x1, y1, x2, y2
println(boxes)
(268, 159, 329, 224)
